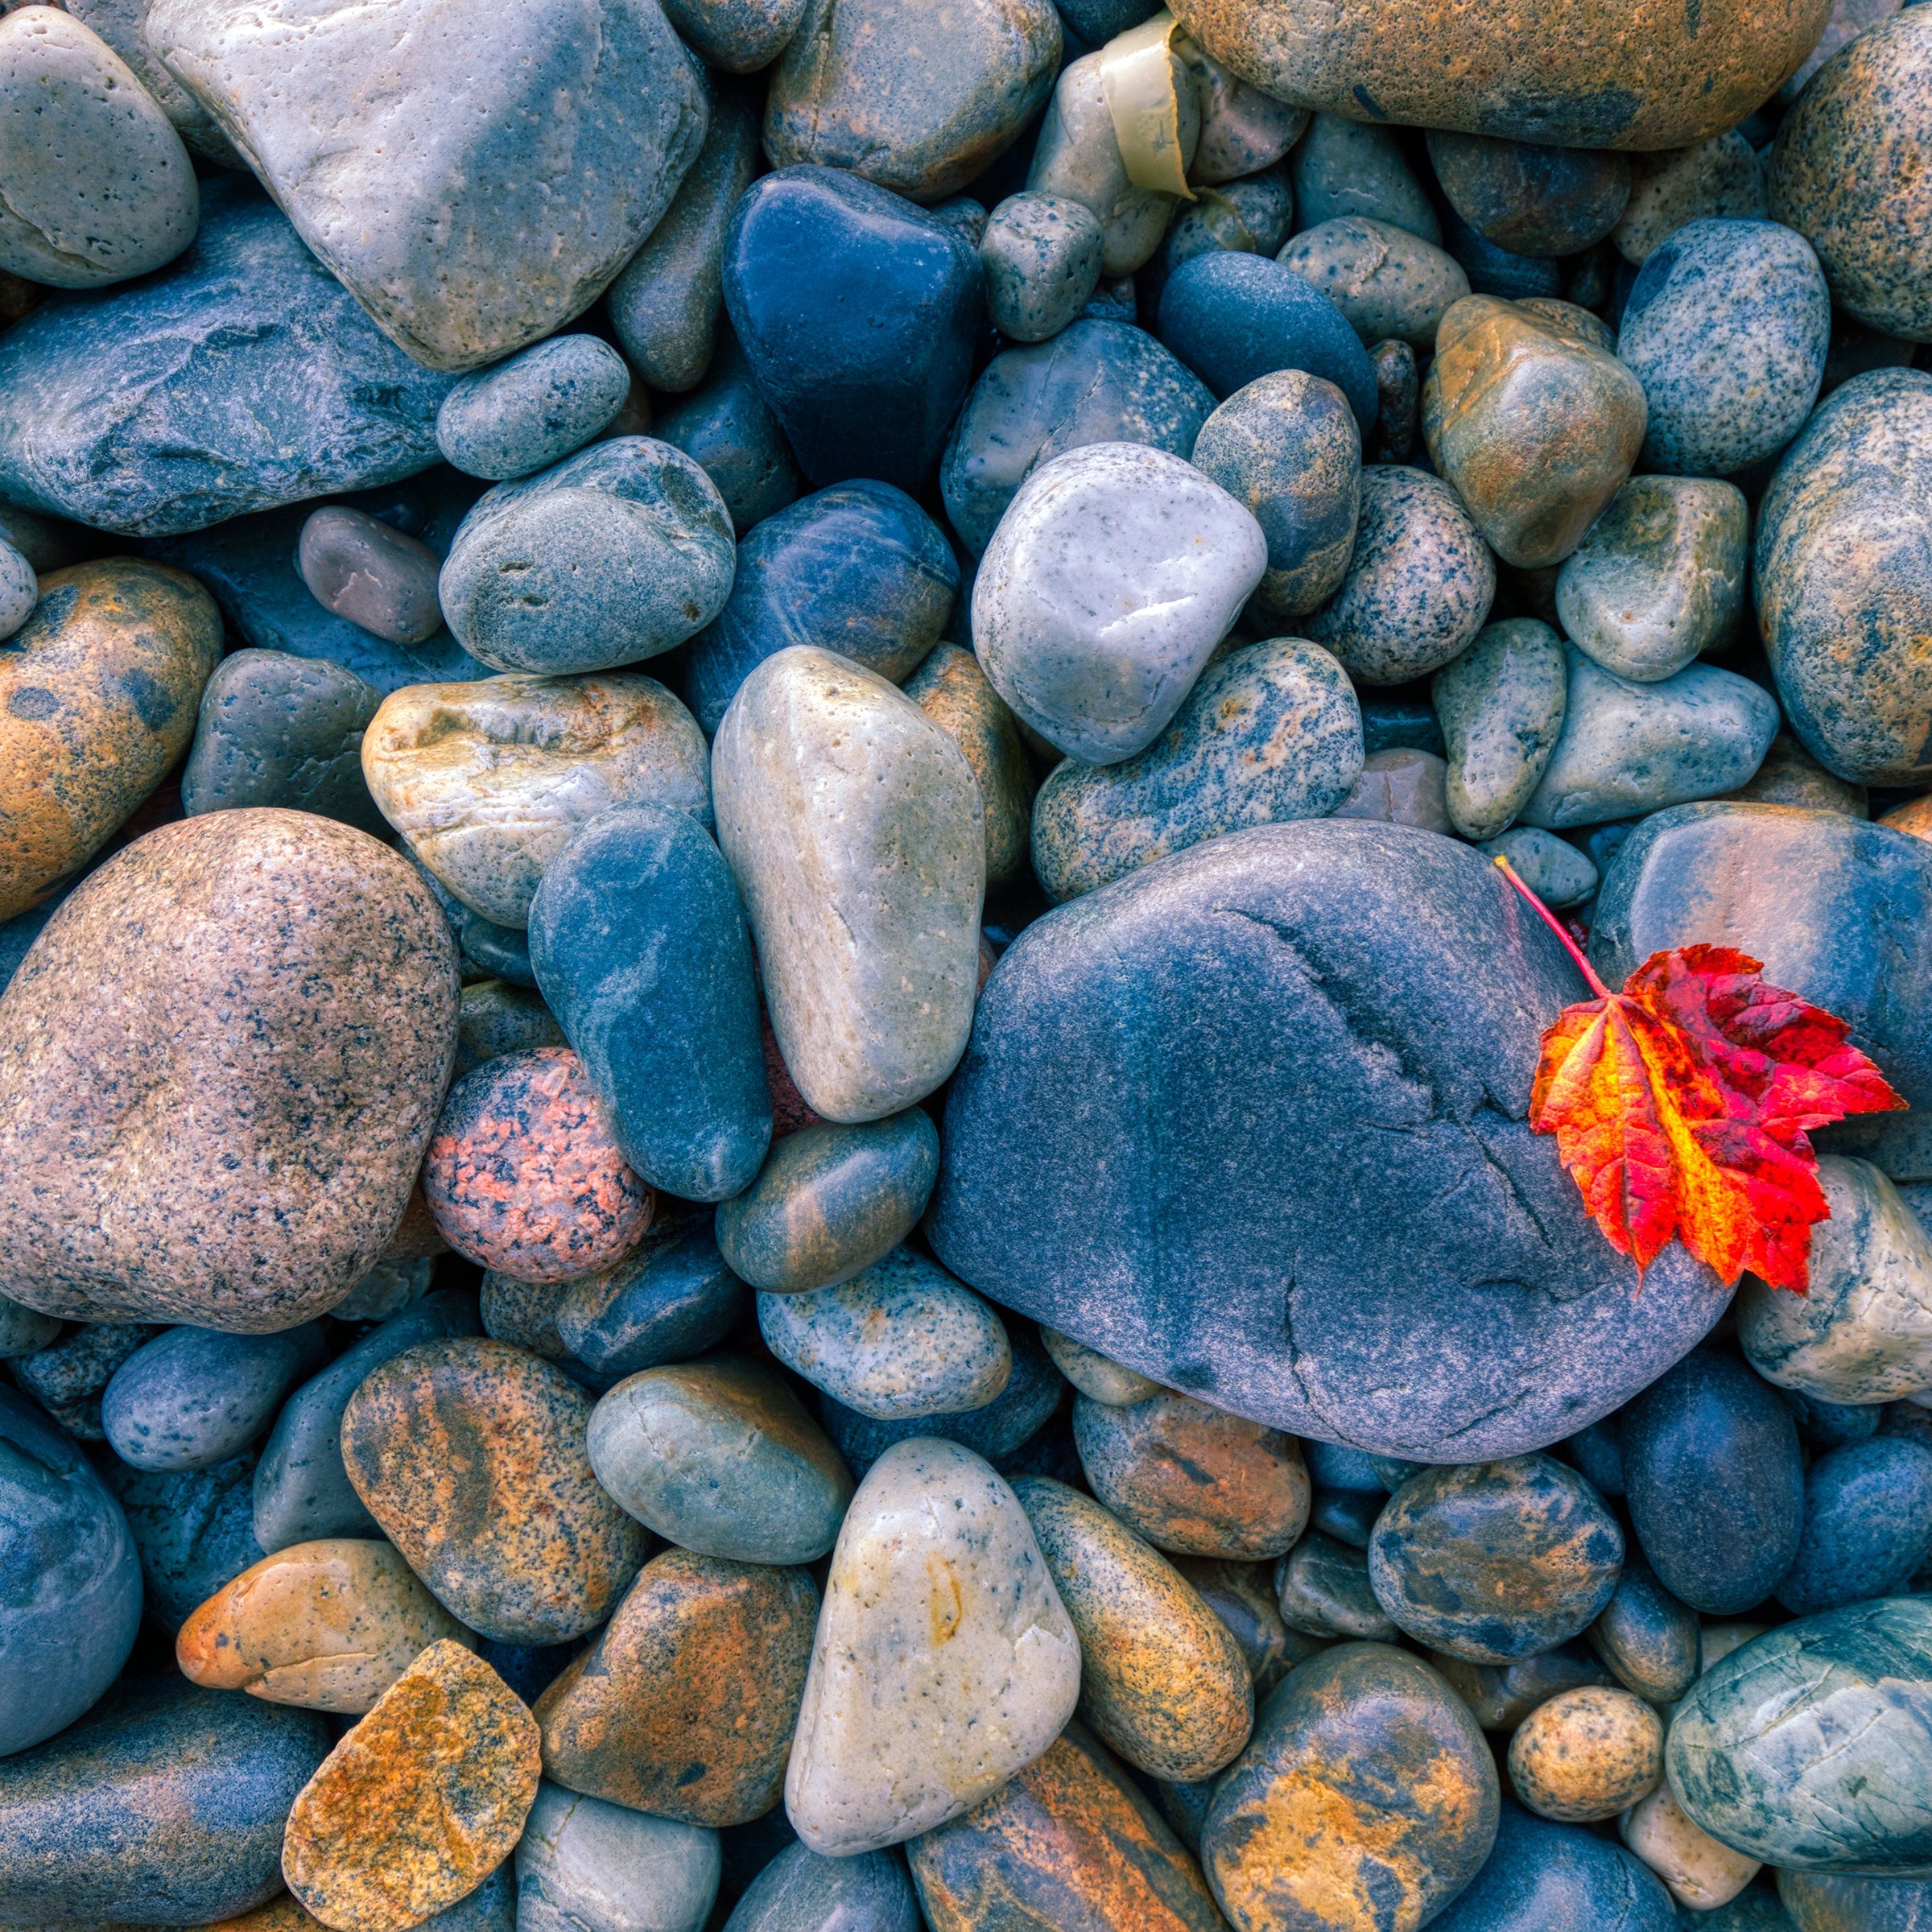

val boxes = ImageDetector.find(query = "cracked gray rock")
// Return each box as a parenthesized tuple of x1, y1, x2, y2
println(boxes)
(925, 819, 1725, 1461)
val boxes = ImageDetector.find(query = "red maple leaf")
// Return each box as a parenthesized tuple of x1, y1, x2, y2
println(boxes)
(1497, 858, 1906, 1294)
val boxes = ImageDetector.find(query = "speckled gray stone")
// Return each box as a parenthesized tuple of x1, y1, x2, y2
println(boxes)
(13, 1322, 158, 1440)
(758, 1249, 1010, 1420)
(1554, 476, 1749, 683)
(0, 179, 455, 538)
(1149, 167, 1296, 309)
(980, 192, 1104, 342)
(0, 6, 198, 290)
(1615, 134, 1766, 263)
(1618, 219, 1831, 477)
(516, 1782, 720, 1932)
(661, 0, 805, 69)
(0, 539, 35, 640)
(1190, 369, 1360, 617)
(1290, 114, 1442, 244)
(105, 1448, 263, 1631)
(1280, 217, 1471, 346)
(553, 1208, 745, 1380)
(60, 0, 239, 163)
(0, 1294, 58, 1357)
(1434, 617, 1569, 841)
(1426, 130, 1631, 258)
(1275, 1530, 1399, 1640)
(148, 0, 708, 372)
(609, 85, 762, 394)
(1031, 635, 1364, 901)
(101, 1322, 327, 1472)
(1518, 650, 1780, 829)
(1478, 828, 1598, 910)
(454, 980, 565, 1078)
(436, 336, 632, 481)
(438, 438, 736, 675)
(724, 1843, 919, 1932)
(972, 442, 1266, 764)
(941, 319, 1215, 555)
(654, 332, 804, 534)
(1306, 464, 1496, 686)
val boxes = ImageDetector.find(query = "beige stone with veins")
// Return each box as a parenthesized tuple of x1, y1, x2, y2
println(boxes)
(1620, 1781, 1761, 1909)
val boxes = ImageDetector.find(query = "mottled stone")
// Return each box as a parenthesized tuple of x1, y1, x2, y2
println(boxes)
(905, 644, 1035, 884)
(1185, 43, 1306, 183)
(102, 1323, 325, 1473)
(1588, 1561, 1699, 1704)
(1669, 1599, 1932, 1872)
(283, 1641, 539, 1930)
(105, 1448, 265, 1633)
(1620, 1349, 1804, 1616)
(1177, 1554, 1311, 1696)
(0, 559, 220, 921)
(1430, 1640, 1612, 1732)
(435, 336, 631, 483)
(1167, 0, 1826, 150)
(1435, 617, 1568, 841)
(1291, 114, 1440, 243)
(0, 1294, 58, 1358)
(535, 1550, 817, 1827)
(0, 180, 456, 537)
(1423, 295, 1648, 570)
(1275, 1530, 1399, 1641)
(712, 646, 984, 1123)
(723, 167, 982, 492)
(296, 506, 444, 648)
(586, 1355, 853, 1565)
(1509, 1686, 1662, 1823)
(1042, 1328, 1161, 1406)
(942, 319, 1216, 555)
(661, 0, 805, 69)
(178, 1537, 473, 1714)
(908, 1719, 1227, 1932)
(1368, 336, 1420, 463)
(1554, 476, 1749, 683)
(1278, 216, 1471, 348)
(1769, 13, 1932, 341)
(784, 1439, 1080, 1856)
(1780, 1871, 1932, 1930)
(1776, 1434, 1932, 1615)
(980, 191, 1104, 342)
(725, 1843, 918, 1932)
(686, 479, 956, 733)
(1305, 464, 1495, 685)
(1149, 167, 1297, 314)
(454, 980, 564, 1080)
(1616, 134, 1767, 265)
(0, 811, 457, 1330)
(1202, 1641, 1499, 1932)
(516, 1781, 719, 1932)
(1622, 1784, 1762, 1912)
(1329, 745, 1454, 832)
(1426, 132, 1629, 258)
(654, 332, 804, 534)
(343, 1337, 648, 1642)
(1430, 1799, 1678, 1932)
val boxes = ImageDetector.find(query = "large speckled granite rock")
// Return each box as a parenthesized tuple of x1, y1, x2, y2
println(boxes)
(0, 811, 458, 1331)
(147, 0, 708, 372)
(1165, 0, 1827, 149)
(0, 180, 455, 536)
(927, 820, 1726, 1461)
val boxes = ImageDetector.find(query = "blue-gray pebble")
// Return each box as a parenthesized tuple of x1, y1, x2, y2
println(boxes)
(555, 1207, 749, 1381)
(1779, 1869, 1932, 1930)
(1587, 1560, 1700, 1703)
(1478, 828, 1598, 910)
(1776, 1434, 1932, 1615)
(723, 1841, 919, 1932)
(529, 803, 769, 1202)
(1429, 1799, 1678, 1932)
(105, 1450, 264, 1631)
(436, 333, 633, 481)
(1440, 205, 1563, 300)
(654, 331, 804, 535)
(101, 1322, 328, 1473)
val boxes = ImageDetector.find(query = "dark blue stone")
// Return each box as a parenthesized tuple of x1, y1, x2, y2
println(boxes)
(724, 1841, 919, 1932)
(1780, 1389, 1883, 1451)
(413, 852, 538, 989)
(1587, 1559, 1701, 1704)
(1439, 207, 1565, 300)
(1695, 1889, 1799, 1931)
(554, 1205, 749, 1379)
(1620, 1348, 1803, 1615)
(1306, 1440, 1387, 1492)
(1778, 1869, 1932, 1930)
(1312, 1486, 1384, 1546)
(475, 1637, 581, 1707)
(1157, 251, 1379, 426)
(529, 803, 770, 1202)
(1559, 1416, 1625, 1496)
(722, 165, 982, 492)
(1429, 1799, 1677, 1932)
(105, 1451, 265, 1633)
(0, 1385, 142, 1757)
(684, 479, 958, 733)
(0, 179, 456, 538)
(1777, 1434, 1932, 1615)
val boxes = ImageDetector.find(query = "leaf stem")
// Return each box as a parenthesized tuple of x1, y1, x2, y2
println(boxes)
(1494, 856, 1615, 999)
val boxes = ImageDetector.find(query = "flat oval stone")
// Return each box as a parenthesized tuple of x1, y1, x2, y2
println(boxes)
(1434, 617, 1568, 841)
(1618, 218, 1830, 477)
(535, 1549, 818, 1827)
(1616, 134, 1767, 263)
(1621, 1782, 1762, 1912)
(906, 644, 1036, 885)
(712, 646, 984, 1123)
(102, 1323, 326, 1472)
(972, 442, 1267, 765)
(436, 335, 630, 481)
(1280, 217, 1472, 347)
(758, 1249, 1012, 1420)
(0, 1383, 142, 1755)
(363, 671, 710, 930)
(553, 1208, 745, 1381)
(783, 1439, 1080, 1856)
(980, 191, 1104, 344)
(177, 1537, 473, 1713)
(1042, 1328, 1161, 1407)
(0, 6, 197, 288)
(1780, 1871, 1932, 1930)
(1477, 828, 1594, 916)
(517, 1781, 720, 1932)
(437, 439, 734, 675)
(1426, 132, 1630, 258)
(1509, 1685, 1663, 1823)
(927, 821, 1725, 1460)
(342, 1336, 649, 1643)
(1304, 465, 1496, 685)
(1620, 1349, 1804, 1616)
(1074, 1389, 1310, 1562)
(1554, 475, 1749, 683)
(1429, 1799, 1678, 1932)
(424, 1047, 654, 1283)
(906, 1719, 1227, 1932)
(1776, 1435, 1932, 1615)
(1275, 1530, 1399, 1641)
(654, 331, 805, 534)
(685, 479, 956, 733)
(1429, 1639, 1612, 1732)
(725, 1843, 919, 1932)
(1031, 636, 1364, 902)
(1292, 114, 1441, 243)
(941, 319, 1214, 555)
(0, 559, 220, 920)
(586, 1355, 854, 1565)
(1669, 1600, 1932, 1872)
(1016, 1475, 1253, 1781)
(297, 506, 445, 646)
(1517, 650, 1779, 830)
(0, 811, 457, 1331)
(723, 167, 982, 493)
(1203, 1642, 1499, 1931)
(1769, 14, 1932, 341)
(1588, 1561, 1700, 1704)
(1422, 295, 1648, 569)
(764, 0, 1059, 203)
(1367, 1454, 1624, 1664)
(284, 1641, 539, 1930)
(105, 1447, 265, 1633)
(529, 803, 768, 1203)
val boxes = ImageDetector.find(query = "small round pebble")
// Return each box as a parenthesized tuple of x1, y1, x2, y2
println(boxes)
(1040, 1327, 1161, 1407)
(1479, 828, 1599, 910)
(297, 506, 445, 646)
(435, 334, 633, 481)
(1426, 130, 1631, 257)
(1774, 1433, 1932, 1614)
(1620, 1782, 1763, 1912)
(1509, 1686, 1665, 1823)
(1587, 1559, 1701, 1703)
(514, 1781, 720, 1932)
(0, 535, 35, 638)
(1278, 217, 1471, 346)
(101, 1322, 327, 1472)
(1275, 1530, 1400, 1641)
(1290, 114, 1442, 243)
(980, 191, 1104, 343)
(1615, 132, 1767, 263)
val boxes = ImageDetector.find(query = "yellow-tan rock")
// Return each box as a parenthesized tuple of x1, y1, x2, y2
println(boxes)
(1508, 1685, 1664, 1822)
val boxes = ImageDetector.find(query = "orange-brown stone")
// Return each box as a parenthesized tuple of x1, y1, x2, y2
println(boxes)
(199, 1897, 326, 1932)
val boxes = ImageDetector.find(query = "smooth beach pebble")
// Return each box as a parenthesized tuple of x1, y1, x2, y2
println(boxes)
(435, 333, 632, 481)
(1508, 1686, 1665, 1823)
(980, 191, 1105, 342)
(1426, 130, 1631, 257)
(1433, 617, 1568, 841)
(1428, 1640, 1612, 1732)
(516, 1781, 720, 1932)
(296, 507, 445, 646)
(101, 1322, 326, 1473)
(1041, 1328, 1162, 1407)
(1620, 1782, 1763, 1912)
(1587, 1560, 1701, 1704)
(1278, 217, 1472, 348)
(1615, 132, 1767, 262)
(1275, 1530, 1401, 1641)
(1428, 1799, 1678, 1932)
(905, 643, 1036, 885)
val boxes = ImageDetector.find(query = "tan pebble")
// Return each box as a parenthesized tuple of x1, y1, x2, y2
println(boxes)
(1508, 1685, 1663, 1822)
